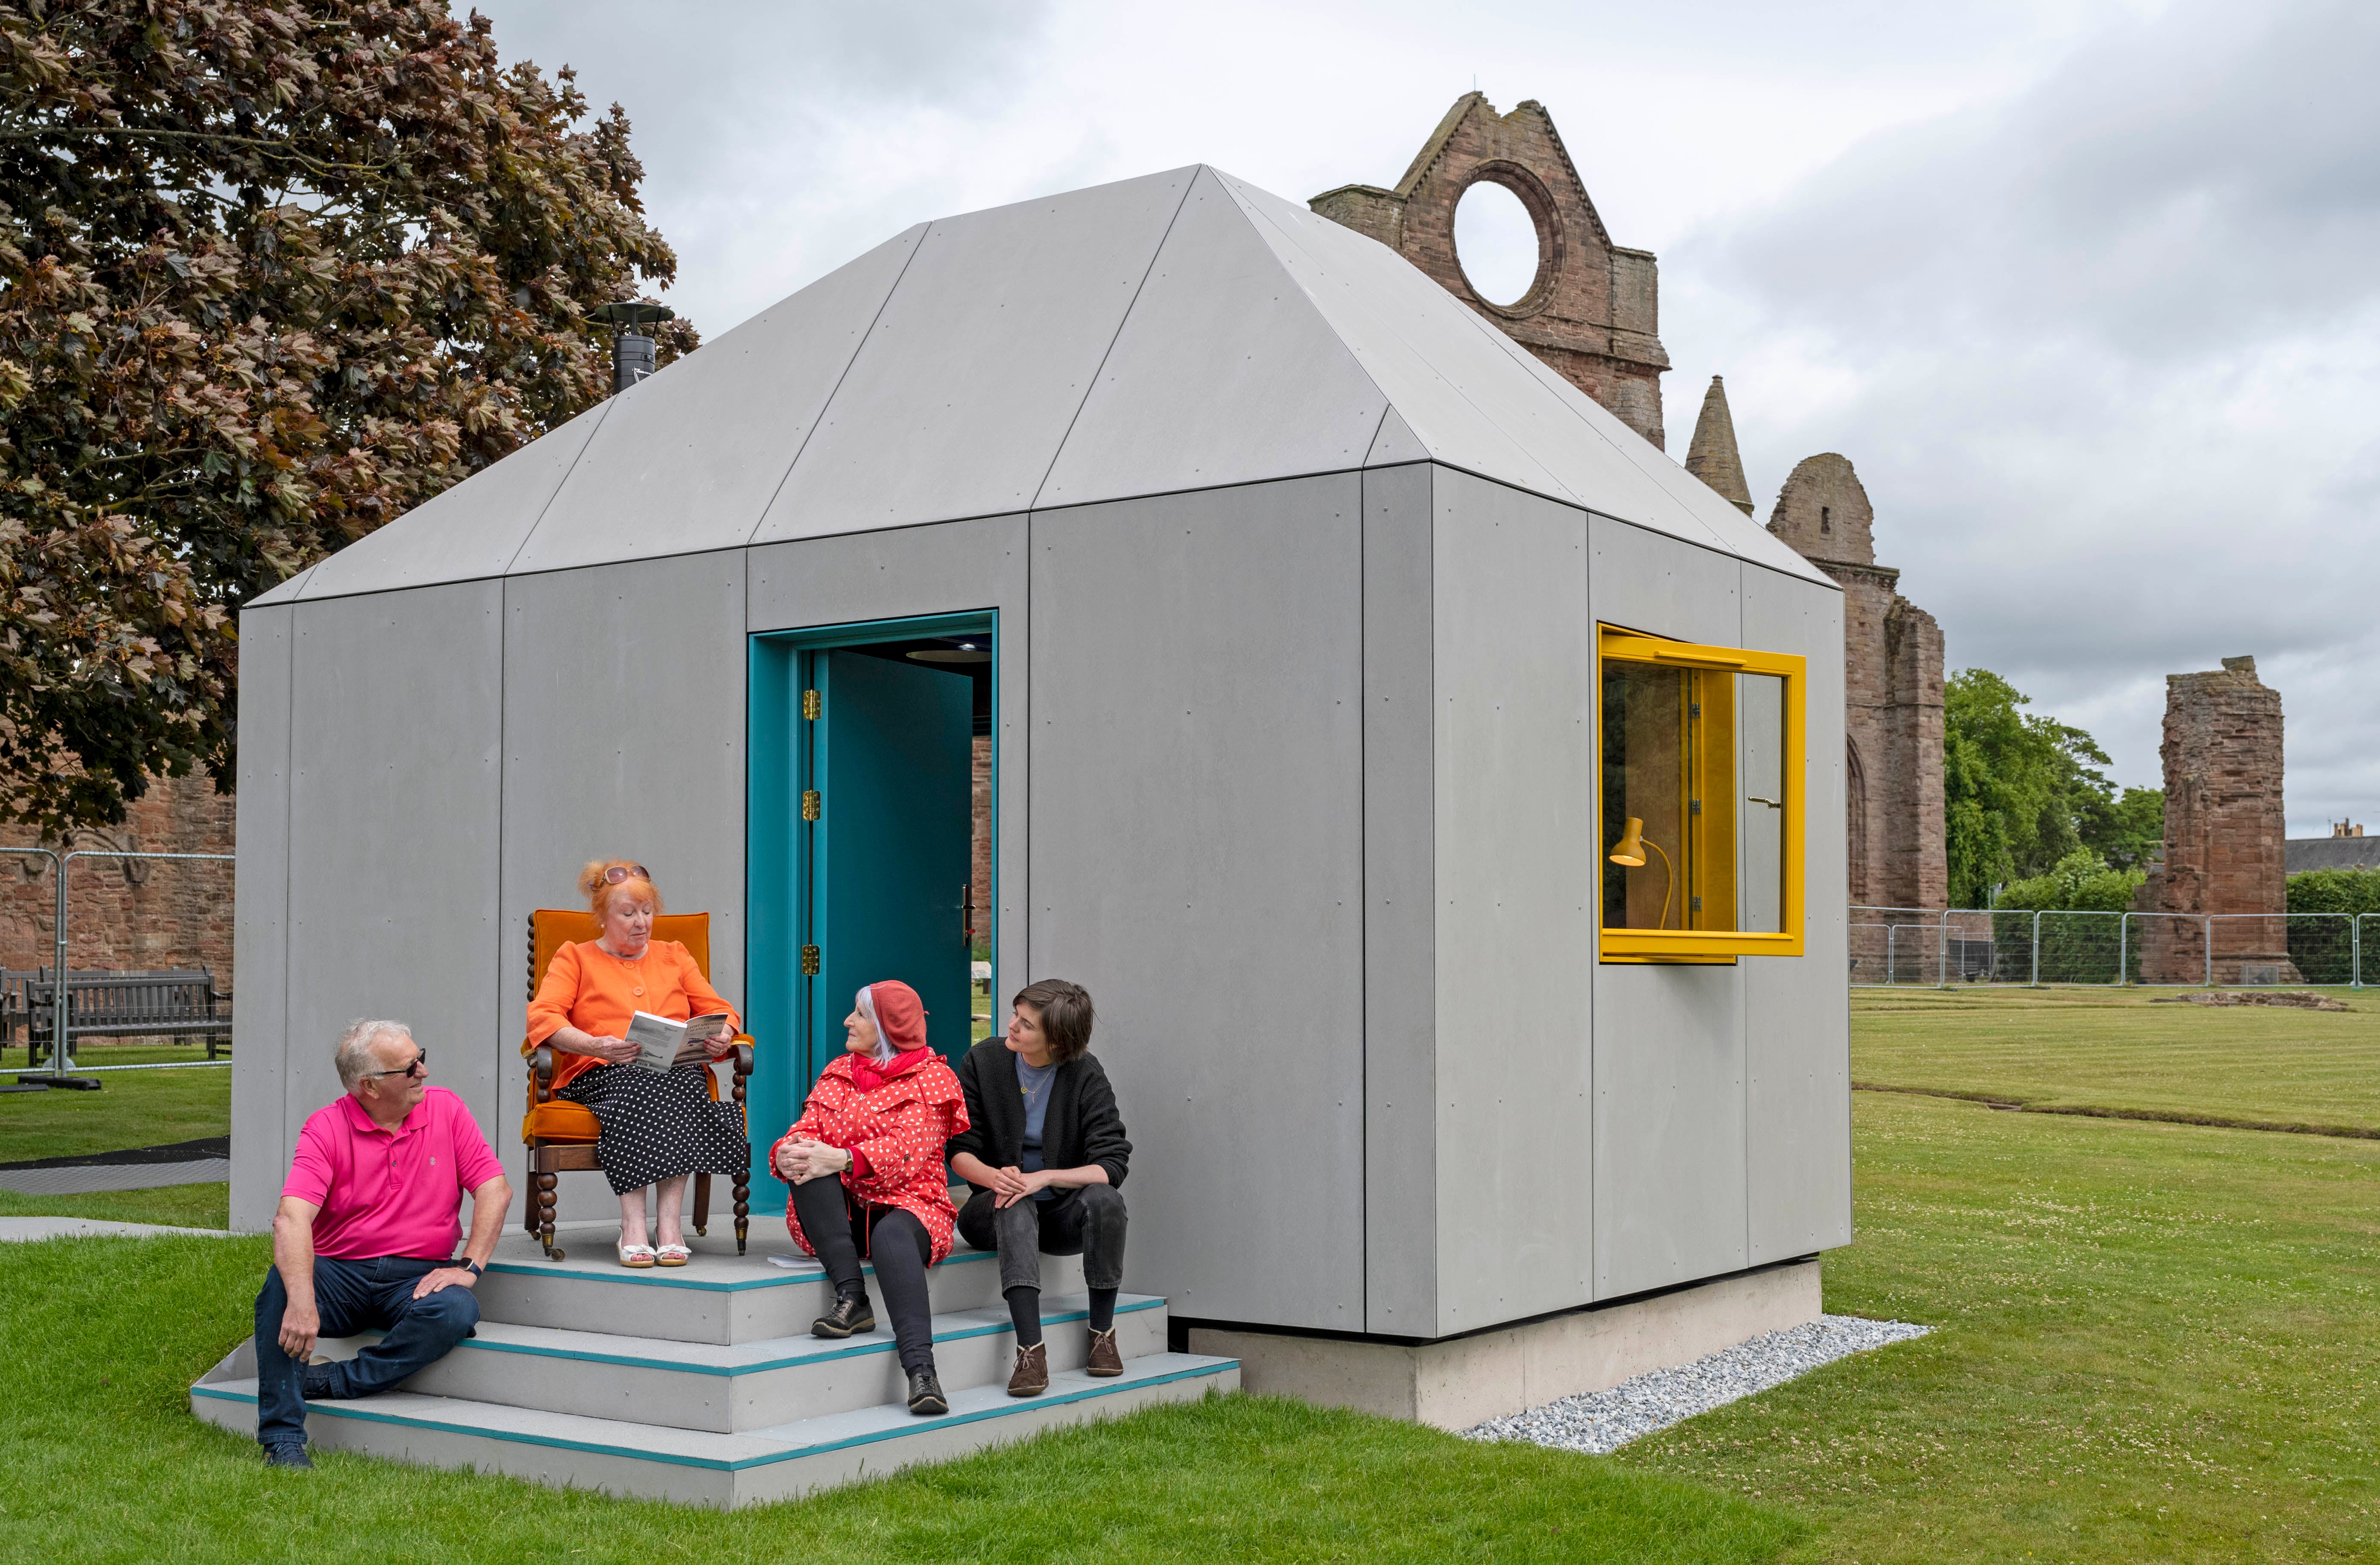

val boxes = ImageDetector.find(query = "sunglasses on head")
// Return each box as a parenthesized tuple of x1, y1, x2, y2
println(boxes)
(601, 864, 651, 886)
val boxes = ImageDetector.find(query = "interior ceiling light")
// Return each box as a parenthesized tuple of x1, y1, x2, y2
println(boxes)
(908, 647, 990, 663)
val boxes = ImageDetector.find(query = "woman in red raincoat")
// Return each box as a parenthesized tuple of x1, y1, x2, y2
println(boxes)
(771, 979, 968, 1415)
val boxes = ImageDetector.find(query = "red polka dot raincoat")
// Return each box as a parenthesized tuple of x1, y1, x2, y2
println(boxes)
(776, 1048, 968, 1264)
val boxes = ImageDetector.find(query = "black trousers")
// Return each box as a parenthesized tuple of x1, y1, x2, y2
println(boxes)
(957, 1184, 1127, 1296)
(787, 1176, 936, 1375)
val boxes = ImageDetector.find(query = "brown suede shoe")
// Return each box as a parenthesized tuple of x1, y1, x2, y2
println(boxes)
(1007, 1342, 1049, 1397)
(1086, 1327, 1124, 1377)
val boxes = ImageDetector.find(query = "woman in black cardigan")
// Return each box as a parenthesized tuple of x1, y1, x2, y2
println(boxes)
(947, 978, 1132, 1398)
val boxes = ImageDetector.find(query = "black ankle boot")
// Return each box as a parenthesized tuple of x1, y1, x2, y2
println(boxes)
(813, 1291, 875, 1339)
(906, 1366, 947, 1416)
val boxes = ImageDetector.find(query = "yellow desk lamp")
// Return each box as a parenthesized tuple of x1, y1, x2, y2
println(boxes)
(1607, 816, 1675, 930)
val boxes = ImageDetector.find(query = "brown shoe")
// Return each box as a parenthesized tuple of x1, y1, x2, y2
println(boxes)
(1086, 1327, 1124, 1377)
(1007, 1341, 1049, 1397)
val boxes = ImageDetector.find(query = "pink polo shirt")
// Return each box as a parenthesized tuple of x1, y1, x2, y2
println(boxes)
(282, 1086, 504, 1261)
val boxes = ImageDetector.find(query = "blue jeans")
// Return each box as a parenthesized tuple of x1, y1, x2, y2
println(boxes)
(253, 1256, 480, 1449)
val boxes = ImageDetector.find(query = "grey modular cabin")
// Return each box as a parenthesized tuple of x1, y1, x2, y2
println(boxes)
(231, 164, 1848, 1384)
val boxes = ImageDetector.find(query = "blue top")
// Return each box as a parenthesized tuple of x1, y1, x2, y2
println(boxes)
(1015, 1051, 1058, 1200)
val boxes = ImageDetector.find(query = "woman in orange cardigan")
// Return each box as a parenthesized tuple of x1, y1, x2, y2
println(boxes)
(526, 860, 748, 1268)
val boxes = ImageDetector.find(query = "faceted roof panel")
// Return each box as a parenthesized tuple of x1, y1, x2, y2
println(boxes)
(271, 163, 1829, 604)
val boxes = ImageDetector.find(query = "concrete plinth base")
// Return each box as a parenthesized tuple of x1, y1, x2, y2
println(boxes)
(1187, 1258, 1821, 1430)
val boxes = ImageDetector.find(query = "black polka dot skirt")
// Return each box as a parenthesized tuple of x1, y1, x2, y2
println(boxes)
(558, 1063, 750, 1195)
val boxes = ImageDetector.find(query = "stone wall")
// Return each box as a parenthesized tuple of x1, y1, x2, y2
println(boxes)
(0, 768, 238, 987)
(2136, 657, 2296, 983)
(1766, 453, 1946, 912)
(1311, 93, 1670, 448)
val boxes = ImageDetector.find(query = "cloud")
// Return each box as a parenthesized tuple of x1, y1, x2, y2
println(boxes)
(1669, 0, 2380, 829)
(460, 0, 2376, 829)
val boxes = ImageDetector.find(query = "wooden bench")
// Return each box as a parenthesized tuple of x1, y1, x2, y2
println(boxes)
(21, 968, 233, 1064)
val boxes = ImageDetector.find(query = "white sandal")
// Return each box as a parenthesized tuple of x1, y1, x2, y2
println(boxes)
(617, 1242, 657, 1269)
(654, 1243, 692, 1268)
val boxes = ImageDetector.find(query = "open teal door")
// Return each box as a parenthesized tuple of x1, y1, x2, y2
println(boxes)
(806, 650, 976, 1082)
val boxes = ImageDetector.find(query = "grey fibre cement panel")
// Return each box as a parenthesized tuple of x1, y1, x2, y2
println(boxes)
(747, 515, 1030, 1011)
(1741, 568, 1853, 1262)
(1215, 173, 1573, 516)
(1588, 513, 1743, 648)
(294, 402, 612, 602)
(754, 169, 1195, 543)
(1588, 522, 1750, 1300)
(1363, 464, 1437, 1337)
(1036, 168, 1388, 510)
(497, 553, 750, 1226)
(283, 583, 506, 1159)
(512, 227, 927, 578)
(1428, 470, 1596, 1335)
(1591, 964, 1749, 1300)
(1470, 323, 1828, 583)
(230, 605, 294, 1232)
(1028, 478, 1365, 1331)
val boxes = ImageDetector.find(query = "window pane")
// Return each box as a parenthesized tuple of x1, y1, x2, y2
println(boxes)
(1739, 672, 1786, 933)
(1601, 660, 1688, 930)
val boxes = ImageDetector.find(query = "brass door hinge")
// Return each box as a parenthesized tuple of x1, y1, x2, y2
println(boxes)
(801, 689, 822, 720)
(800, 945, 820, 976)
(801, 789, 821, 821)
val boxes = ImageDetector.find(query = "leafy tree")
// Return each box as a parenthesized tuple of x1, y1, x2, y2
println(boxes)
(1991, 847, 2145, 983)
(1995, 848, 2145, 914)
(1943, 668, 2162, 906)
(2284, 868, 2380, 917)
(2079, 784, 2165, 875)
(0, 0, 698, 835)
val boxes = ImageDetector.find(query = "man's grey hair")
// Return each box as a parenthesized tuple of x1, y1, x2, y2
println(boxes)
(336, 1019, 415, 1092)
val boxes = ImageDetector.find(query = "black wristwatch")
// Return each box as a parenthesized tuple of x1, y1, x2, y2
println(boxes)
(460, 1259, 483, 1277)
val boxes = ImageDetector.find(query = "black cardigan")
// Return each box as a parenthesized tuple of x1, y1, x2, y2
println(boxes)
(947, 1039, 1131, 1192)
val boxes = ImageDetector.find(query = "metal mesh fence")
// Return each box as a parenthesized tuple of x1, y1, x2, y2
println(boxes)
(1850, 906, 2374, 988)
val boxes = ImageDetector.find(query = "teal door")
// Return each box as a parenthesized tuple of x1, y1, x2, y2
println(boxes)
(805, 650, 976, 1082)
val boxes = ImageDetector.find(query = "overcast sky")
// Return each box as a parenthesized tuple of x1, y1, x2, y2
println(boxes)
(471, 0, 2380, 836)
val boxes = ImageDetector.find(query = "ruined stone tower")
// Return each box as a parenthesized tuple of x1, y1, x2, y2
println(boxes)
(1311, 93, 1670, 447)
(2136, 657, 2297, 983)
(1683, 375, 1754, 516)
(1322, 99, 1950, 912)
(1762, 446, 1946, 912)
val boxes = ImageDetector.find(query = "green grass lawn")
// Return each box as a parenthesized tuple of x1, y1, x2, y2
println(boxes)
(1850, 986, 2380, 1134)
(3, 995, 2374, 1560)
(0, 1234, 1802, 1564)
(0, 1044, 232, 1163)
(1620, 1090, 2380, 1563)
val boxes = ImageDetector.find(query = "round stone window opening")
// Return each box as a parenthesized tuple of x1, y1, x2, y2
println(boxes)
(1453, 176, 1547, 312)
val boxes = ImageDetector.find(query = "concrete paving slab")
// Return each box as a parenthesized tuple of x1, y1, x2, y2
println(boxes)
(0, 1216, 230, 1240)
(0, 1159, 229, 1195)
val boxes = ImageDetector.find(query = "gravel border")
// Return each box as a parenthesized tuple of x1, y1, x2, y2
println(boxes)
(1465, 1314, 1931, 1455)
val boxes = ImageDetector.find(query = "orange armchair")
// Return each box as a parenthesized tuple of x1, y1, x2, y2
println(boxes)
(519, 908, 754, 1261)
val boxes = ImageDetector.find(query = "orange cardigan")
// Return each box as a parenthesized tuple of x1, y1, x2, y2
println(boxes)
(525, 940, 740, 1092)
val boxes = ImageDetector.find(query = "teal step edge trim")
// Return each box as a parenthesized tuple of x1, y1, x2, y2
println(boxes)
(484, 1244, 1003, 1293)
(193, 1357, 1236, 1472)
(410, 1296, 1162, 1377)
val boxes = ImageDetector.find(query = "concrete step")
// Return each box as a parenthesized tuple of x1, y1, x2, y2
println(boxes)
(190, 1351, 1239, 1508)
(315, 1292, 1167, 1432)
(479, 1224, 1083, 1345)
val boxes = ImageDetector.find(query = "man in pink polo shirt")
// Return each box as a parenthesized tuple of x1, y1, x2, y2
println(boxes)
(253, 1018, 510, 1468)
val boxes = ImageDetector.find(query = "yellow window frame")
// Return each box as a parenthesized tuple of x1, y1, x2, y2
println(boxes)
(1597, 627, 1807, 962)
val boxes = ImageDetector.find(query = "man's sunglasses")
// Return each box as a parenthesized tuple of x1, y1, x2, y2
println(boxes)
(370, 1049, 428, 1080)
(601, 864, 651, 886)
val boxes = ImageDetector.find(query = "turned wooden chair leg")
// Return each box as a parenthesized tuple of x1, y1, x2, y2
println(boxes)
(693, 1171, 711, 1237)
(733, 1164, 750, 1255)
(521, 1151, 542, 1239)
(536, 1167, 560, 1261)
